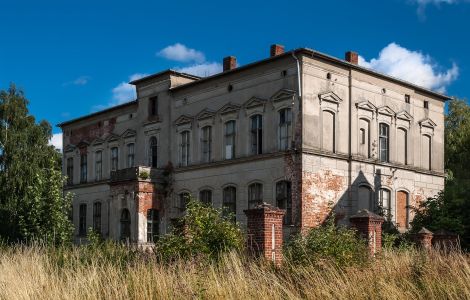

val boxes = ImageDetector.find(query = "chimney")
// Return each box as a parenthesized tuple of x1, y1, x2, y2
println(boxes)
(223, 56, 237, 72)
(270, 44, 285, 57)
(345, 51, 359, 65)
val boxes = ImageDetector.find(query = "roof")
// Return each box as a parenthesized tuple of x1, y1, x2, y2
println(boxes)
(129, 69, 200, 85)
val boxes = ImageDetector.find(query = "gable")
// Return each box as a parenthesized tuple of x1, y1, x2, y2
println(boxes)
(218, 103, 241, 115)
(419, 118, 437, 128)
(318, 91, 342, 104)
(396, 110, 413, 121)
(91, 138, 105, 146)
(174, 114, 194, 125)
(121, 129, 137, 138)
(105, 133, 120, 142)
(244, 97, 267, 109)
(377, 105, 395, 116)
(64, 144, 76, 153)
(196, 109, 216, 120)
(355, 100, 377, 112)
(271, 89, 296, 102)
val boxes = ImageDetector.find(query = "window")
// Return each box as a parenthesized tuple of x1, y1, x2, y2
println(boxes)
(149, 96, 158, 117)
(359, 118, 370, 158)
(201, 126, 212, 163)
(127, 143, 135, 168)
(199, 189, 212, 205)
(379, 123, 389, 162)
(397, 128, 408, 165)
(224, 121, 236, 159)
(358, 186, 372, 211)
(93, 202, 102, 233)
(276, 181, 292, 225)
(79, 204, 87, 236)
(322, 110, 335, 152)
(149, 137, 158, 167)
(405, 94, 410, 104)
(248, 183, 263, 209)
(66, 157, 74, 185)
(223, 186, 236, 219)
(360, 128, 365, 144)
(120, 209, 131, 241)
(80, 154, 87, 183)
(180, 131, 190, 166)
(396, 191, 409, 230)
(179, 192, 190, 211)
(279, 108, 292, 150)
(147, 209, 159, 242)
(424, 100, 429, 109)
(250, 115, 263, 155)
(421, 135, 432, 170)
(111, 147, 118, 171)
(95, 151, 102, 181)
(379, 189, 391, 220)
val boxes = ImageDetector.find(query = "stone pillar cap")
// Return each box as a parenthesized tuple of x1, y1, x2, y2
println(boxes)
(350, 209, 385, 221)
(243, 202, 285, 214)
(417, 227, 433, 235)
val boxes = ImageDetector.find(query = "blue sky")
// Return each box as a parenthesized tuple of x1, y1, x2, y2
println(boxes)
(0, 0, 469, 149)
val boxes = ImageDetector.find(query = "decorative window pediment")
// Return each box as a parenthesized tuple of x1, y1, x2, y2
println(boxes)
(355, 101, 377, 112)
(419, 118, 437, 128)
(377, 106, 395, 117)
(64, 144, 76, 153)
(105, 133, 120, 143)
(218, 103, 241, 115)
(121, 129, 136, 138)
(174, 114, 194, 126)
(318, 91, 342, 105)
(396, 110, 413, 121)
(271, 89, 296, 102)
(244, 97, 267, 109)
(196, 109, 216, 120)
(76, 140, 90, 149)
(91, 138, 104, 146)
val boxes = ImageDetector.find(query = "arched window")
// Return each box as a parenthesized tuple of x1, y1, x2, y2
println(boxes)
(359, 118, 370, 158)
(120, 209, 131, 241)
(80, 154, 87, 183)
(149, 137, 158, 167)
(127, 143, 135, 168)
(93, 202, 102, 234)
(111, 147, 119, 171)
(379, 123, 389, 162)
(379, 189, 391, 220)
(279, 108, 292, 150)
(179, 192, 190, 211)
(199, 189, 212, 205)
(248, 183, 263, 209)
(357, 185, 373, 211)
(421, 135, 432, 170)
(180, 131, 190, 166)
(147, 209, 159, 242)
(95, 151, 102, 181)
(250, 115, 263, 155)
(201, 126, 212, 163)
(276, 181, 292, 225)
(396, 191, 410, 231)
(322, 110, 335, 152)
(78, 204, 87, 236)
(223, 186, 236, 219)
(224, 121, 236, 159)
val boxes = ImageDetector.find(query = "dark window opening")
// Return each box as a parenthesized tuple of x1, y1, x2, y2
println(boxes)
(147, 209, 159, 242)
(276, 181, 292, 225)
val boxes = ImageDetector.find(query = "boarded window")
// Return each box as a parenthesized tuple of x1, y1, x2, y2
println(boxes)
(396, 191, 409, 230)
(322, 110, 335, 152)
(397, 128, 407, 165)
(421, 135, 431, 170)
(358, 118, 370, 158)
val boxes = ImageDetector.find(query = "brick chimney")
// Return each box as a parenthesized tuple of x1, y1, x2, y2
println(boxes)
(270, 44, 285, 57)
(223, 56, 237, 72)
(345, 51, 359, 65)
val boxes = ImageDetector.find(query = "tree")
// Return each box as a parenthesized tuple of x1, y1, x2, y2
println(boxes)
(0, 84, 73, 245)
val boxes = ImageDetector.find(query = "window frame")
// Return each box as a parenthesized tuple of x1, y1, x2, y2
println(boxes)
(180, 131, 190, 167)
(379, 123, 389, 162)
(66, 157, 74, 185)
(199, 189, 212, 205)
(278, 108, 292, 151)
(80, 153, 87, 183)
(276, 181, 292, 225)
(250, 114, 263, 155)
(147, 209, 159, 243)
(127, 143, 135, 168)
(224, 120, 236, 159)
(111, 147, 119, 171)
(201, 126, 212, 163)
(248, 182, 263, 209)
(95, 151, 102, 181)
(93, 201, 102, 234)
(149, 137, 158, 168)
(78, 203, 87, 236)
(222, 186, 237, 220)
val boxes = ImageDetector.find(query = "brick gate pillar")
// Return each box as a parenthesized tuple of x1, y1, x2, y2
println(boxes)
(350, 209, 385, 256)
(244, 203, 285, 266)
(414, 227, 433, 250)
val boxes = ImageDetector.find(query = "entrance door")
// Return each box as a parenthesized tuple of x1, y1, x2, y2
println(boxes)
(396, 191, 409, 231)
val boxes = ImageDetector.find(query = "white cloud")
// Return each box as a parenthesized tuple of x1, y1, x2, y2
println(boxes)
(358, 42, 458, 93)
(411, 0, 468, 18)
(177, 62, 222, 77)
(49, 133, 63, 151)
(63, 76, 90, 86)
(157, 43, 205, 63)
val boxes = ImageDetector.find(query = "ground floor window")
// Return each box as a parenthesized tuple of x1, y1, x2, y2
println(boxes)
(147, 209, 159, 243)
(120, 209, 131, 241)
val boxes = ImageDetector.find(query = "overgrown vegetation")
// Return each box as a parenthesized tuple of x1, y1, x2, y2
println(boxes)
(0, 84, 73, 245)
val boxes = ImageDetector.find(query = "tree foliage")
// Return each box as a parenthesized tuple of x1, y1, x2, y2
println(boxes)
(0, 84, 73, 245)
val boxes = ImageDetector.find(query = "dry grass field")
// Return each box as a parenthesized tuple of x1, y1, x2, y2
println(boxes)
(0, 245, 469, 300)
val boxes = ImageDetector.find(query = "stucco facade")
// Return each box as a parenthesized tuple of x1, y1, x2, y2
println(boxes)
(59, 45, 446, 244)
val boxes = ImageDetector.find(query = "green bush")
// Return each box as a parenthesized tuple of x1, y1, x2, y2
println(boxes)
(284, 217, 369, 267)
(154, 198, 244, 262)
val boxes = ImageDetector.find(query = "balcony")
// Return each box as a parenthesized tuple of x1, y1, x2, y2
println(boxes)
(110, 166, 165, 183)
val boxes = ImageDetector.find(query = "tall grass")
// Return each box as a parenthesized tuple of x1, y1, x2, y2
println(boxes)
(0, 245, 469, 299)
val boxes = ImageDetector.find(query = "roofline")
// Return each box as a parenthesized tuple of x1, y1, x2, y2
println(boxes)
(129, 69, 201, 85)
(170, 47, 450, 101)
(57, 100, 138, 127)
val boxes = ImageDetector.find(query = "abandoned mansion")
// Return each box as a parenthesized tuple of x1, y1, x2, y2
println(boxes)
(59, 45, 447, 244)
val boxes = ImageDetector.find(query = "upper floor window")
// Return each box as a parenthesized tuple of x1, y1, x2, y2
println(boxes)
(95, 151, 102, 181)
(93, 201, 102, 234)
(80, 154, 87, 183)
(223, 186, 236, 220)
(149, 137, 158, 168)
(199, 189, 212, 205)
(78, 204, 87, 236)
(201, 126, 212, 163)
(359, 118, 370, 158)
(111, 147, 119, 171)
(149, 96, 158, 117)
(224, 121, 236, 159)
(248, 183, 263, 209)
(322, 110, 335, 152)
(279, 108, 292, 150)
(180, 131, 190, 167)
(276, 181, 292, 225)
(66, 157, 74, 185)
(147, 209, 159, 243)
(250, 115, 263, 155)
(421, 135, 432, 170)
(397, 128, 408, 165)
(424, 100, 429, 109)
(127, 143, 135, 168)
(379, 123, 389, 162)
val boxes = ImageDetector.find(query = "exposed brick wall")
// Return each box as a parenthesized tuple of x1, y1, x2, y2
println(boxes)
(223, 56, 236, 72)
(270, 44, 285, 57)
(244, 204, 285, 265)
(350, 210, 384, 256)
(69, 117, 116, 145)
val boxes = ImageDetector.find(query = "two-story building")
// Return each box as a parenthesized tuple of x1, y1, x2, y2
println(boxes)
(59, 45, 447, 244)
